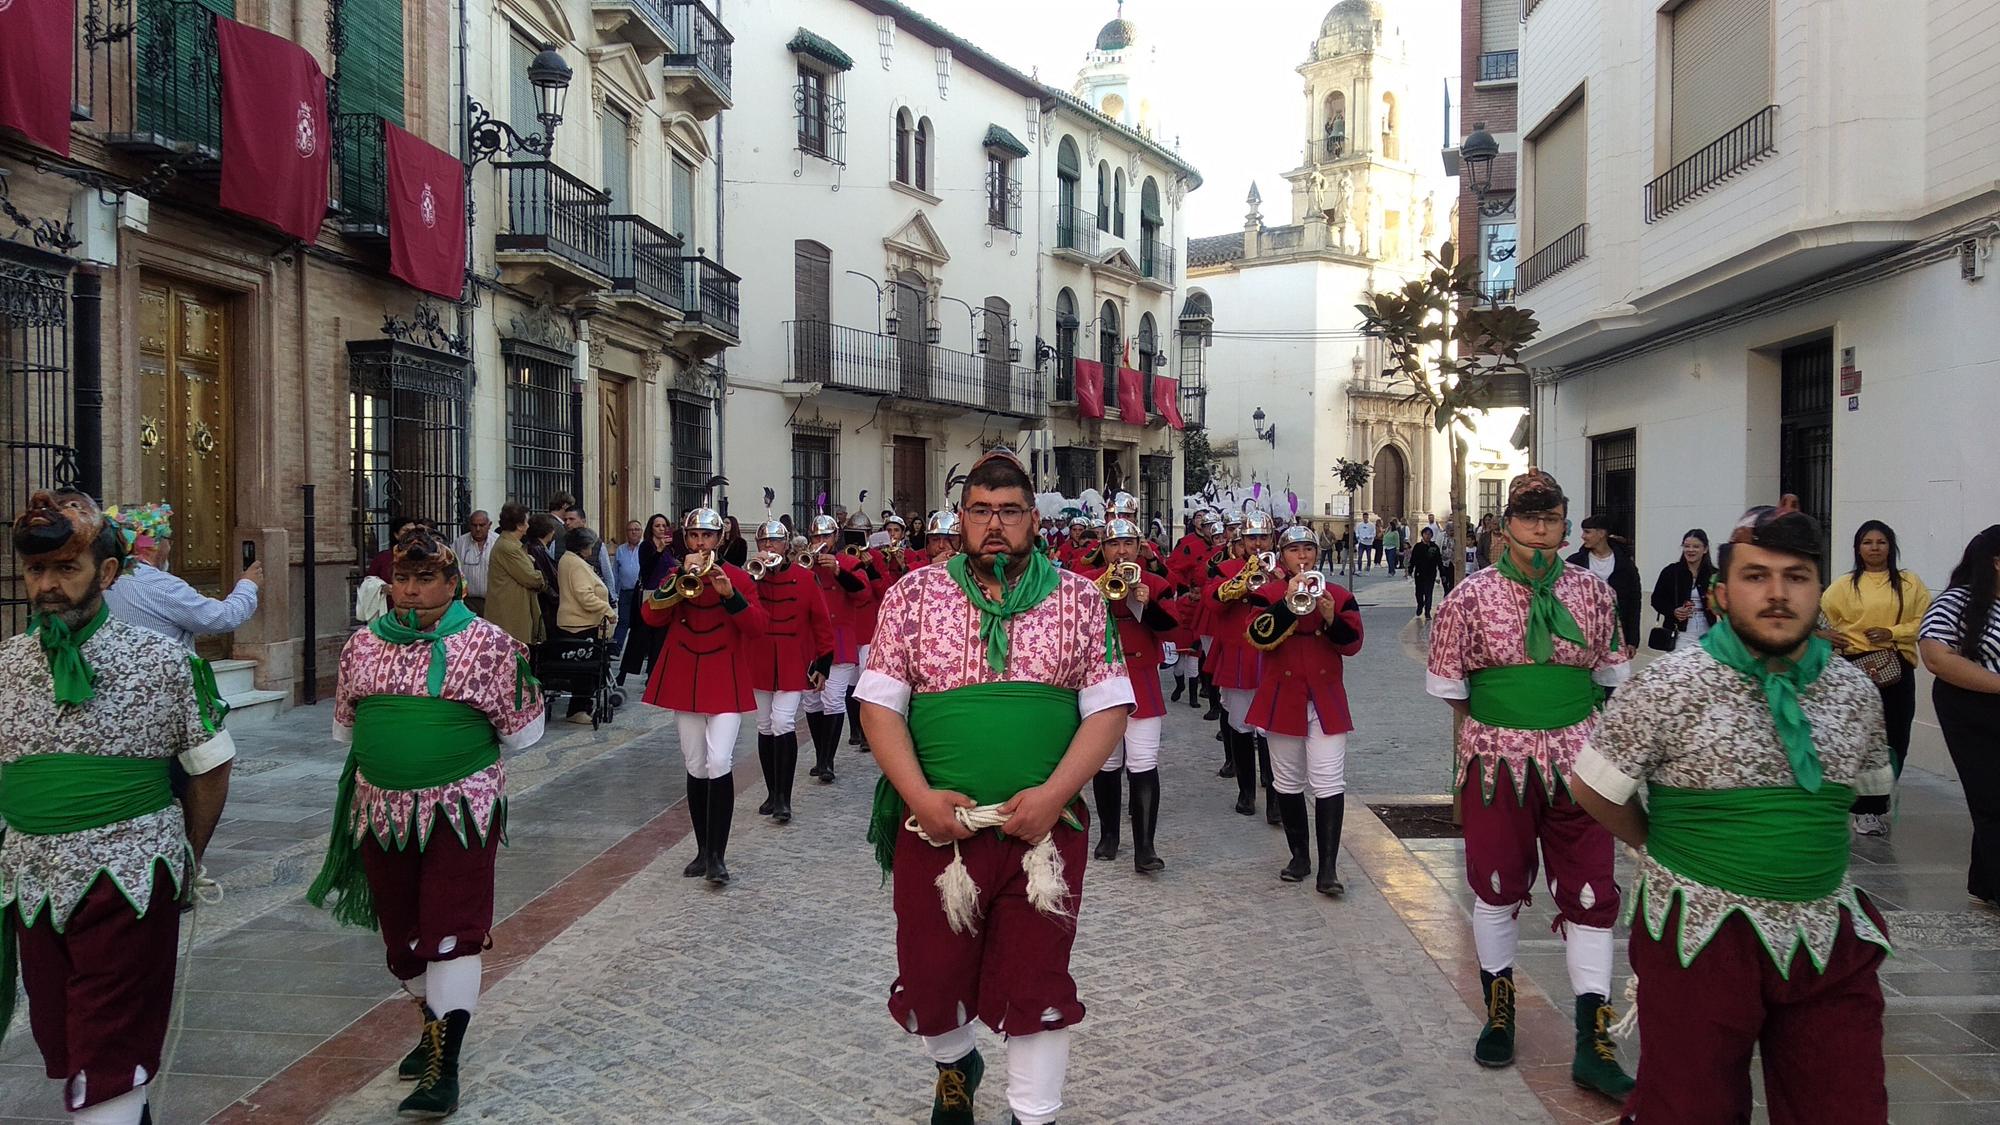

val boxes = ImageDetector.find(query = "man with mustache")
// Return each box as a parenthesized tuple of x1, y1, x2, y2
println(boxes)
(1426, 470, 1635, 1099)
(858, 448, 1131, 1125)
(0, 492, 235, 1125)
(1571, 504, 1893, 1124)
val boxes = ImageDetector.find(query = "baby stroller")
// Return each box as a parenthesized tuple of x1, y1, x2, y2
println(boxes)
(539, 628, 620, 729)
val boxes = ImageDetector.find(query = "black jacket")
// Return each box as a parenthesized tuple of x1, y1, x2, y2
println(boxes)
(1568, 546, 1643, 649)
(1649, 559, 1717, 636)
(1408, 541, 1445, 582)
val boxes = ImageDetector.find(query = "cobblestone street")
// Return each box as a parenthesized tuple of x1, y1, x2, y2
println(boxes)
(0, 575, 1993, 1123)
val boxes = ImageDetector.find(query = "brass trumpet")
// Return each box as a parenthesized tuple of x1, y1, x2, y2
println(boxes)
(842, 544, 865, 559)
(674, 552, 714, 598)
(1286, 572, 1327, 614)
(1097, 561, 1142, 601)
(793, 549, 818, 569)
(745, 551, 782, 581)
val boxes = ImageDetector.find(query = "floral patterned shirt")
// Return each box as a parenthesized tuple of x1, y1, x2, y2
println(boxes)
(856, 565, 1134, 719)
(1573, 645, 1894, 972)
(0, 618, 236, 926)
(333, 618, 545, 848)
(1427, 564, 1631, 799)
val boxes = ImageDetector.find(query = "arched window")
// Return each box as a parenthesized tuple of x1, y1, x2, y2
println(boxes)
(1177, 290, 1213, 430)
(1055, 288, 1079, 401)
(1139, 176, 1162, 275)
(1099, 299, 1121, 406)
(1137, 312, 1158, 410)
(1380, 93, 1398, 160)
(1323, 92, 1347, 158)
(1057, 136, 1081, 238)
(1113, 169, 1127, 238)
(1096, 161, 1111, 231)
(895, 108, 912, 184)
(915, 117, 933, 190)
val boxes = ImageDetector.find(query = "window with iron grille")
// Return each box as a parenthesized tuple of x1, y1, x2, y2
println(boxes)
(1099, 300, 1120, 407)
(797, 66, 826, 154)
(670, 394, 714, 517)
(0, 246, 76, 636)
(790, 429, 837, 528)
(1478, 478, 1504, 521)
(1589, 430, 1636, 545)
(1055, 446, 1097, 497)
(1779, 340, 1833, 563)
(348, 339, 470, 574)
(502, 341, 579, 511)
(1054, 289, 1078, 402)
(1138, 313, 1158, 410)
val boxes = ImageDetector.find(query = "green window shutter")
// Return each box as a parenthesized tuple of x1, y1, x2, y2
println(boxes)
(138, 0, 236, 151)
(338, 0, 405, 125)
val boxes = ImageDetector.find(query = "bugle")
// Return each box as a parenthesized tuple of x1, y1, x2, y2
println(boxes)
(674, 552, 714, 598)
(1286, 572, 1327, 614)
(1097, 561, 1142, 601)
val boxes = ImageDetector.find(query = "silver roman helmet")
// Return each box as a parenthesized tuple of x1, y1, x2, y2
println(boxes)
(1278, 524, 1316, 548)
(683, 507, 724, 532)
(1107, 492, 1140, 520)
(925, 510, 962, 538)
(1104, 518, 1141, 542)
(756, 518, 789, 542)
(808, 514, 840, 537)
(1242, 510, 1277, 535)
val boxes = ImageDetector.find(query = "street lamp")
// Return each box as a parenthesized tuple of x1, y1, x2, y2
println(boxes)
(1252, 406, 1277, 447)
(1458, 122, 1513, 218)
(466, 43, 575, 165)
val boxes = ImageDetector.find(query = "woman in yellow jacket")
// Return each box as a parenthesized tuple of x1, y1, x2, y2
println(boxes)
(1822, 519, 1931, 837)
(484, 504, 548, 648)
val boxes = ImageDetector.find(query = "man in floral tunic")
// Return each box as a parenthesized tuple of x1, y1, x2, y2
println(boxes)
(1572, 504, 1893, 1123)
(1425, 469, 1634, 1098)
(0, 491, 234, 1125)
(858, 449, 1132, 1125)
(308, 529, 543, 1119)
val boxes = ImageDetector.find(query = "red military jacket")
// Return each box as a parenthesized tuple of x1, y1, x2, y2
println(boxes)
(1202, 557, 1266, 690)
(747, 561, 835, 692)
(1054, 537, 1095, 570)
(1075, 565, 1177, 718)
(1168, 533, 1213, 593)
(1242, 574, 1364, 738)
(639, 562, 769, 714)
(810, 551, 873, 664)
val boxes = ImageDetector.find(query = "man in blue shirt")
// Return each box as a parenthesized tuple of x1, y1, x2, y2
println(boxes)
(611, 518, 643, 654)
(102, 503, 261, 650)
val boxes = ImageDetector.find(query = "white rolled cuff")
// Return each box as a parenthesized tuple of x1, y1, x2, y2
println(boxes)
(501, 711, 546, 753)
(178, 728, 237, 776)
(1426, 672, 1469, 701)
(1853, 765, 1895, 799)
(332, 718, 352, 745)
(1079, 675, 1137, 719)
(1571, 744, 1642, 803)
(1592, 661, 1633, 689)
(854, 669, 912, 716)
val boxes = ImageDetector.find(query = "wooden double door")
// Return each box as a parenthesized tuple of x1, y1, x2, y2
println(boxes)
(136, 279, 234, 606)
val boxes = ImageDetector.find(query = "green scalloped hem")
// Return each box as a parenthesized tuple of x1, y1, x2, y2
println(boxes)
(2, 848, 191, 934)
(1627, 874, 1894, 980)
(1457, 754, 1571, 806)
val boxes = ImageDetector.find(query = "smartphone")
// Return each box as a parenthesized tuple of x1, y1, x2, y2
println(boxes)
(241, 540, 256, 568)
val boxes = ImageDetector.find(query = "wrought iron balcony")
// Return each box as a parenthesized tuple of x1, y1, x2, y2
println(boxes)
(104, 0, 223, 161)
(662, 0, 733, 117)
(1645, 105, 1778, 223)
(785, 321, 1044, 421)
(1477, 51, 1519, 82)
(494, 160, 613, 288)
(986, 171, 1022, 233)
(1054, 206, 1098, 258)
(679, 254, 740, 339)
(592, 0, 678, 63)
(1180, 382, 1207, 431)
(1477, 278, 1516, 305)
(1517, 223, 1586, 292)
(606, 215, 685, 312)
(334, 113, 390, 239)
(1140, 238, 1175, 284)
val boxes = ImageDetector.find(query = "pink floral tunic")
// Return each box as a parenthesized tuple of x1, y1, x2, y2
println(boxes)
(1426, 564, 1630, 800)
(333, 619, 544, 848)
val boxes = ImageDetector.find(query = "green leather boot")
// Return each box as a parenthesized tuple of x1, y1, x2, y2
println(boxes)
(1571, 993, 1636, 1099)
(396, 1009, 469, 1118)
(397, 999, 435, 1081)
(1474, 969, 1516, 1068)
(930, 1048, 984, 1125)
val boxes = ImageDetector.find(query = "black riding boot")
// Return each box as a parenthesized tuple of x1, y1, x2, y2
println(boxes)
(682, 774, 710, 877)
(395, 1008, 470, 1118)
(756, 733, 777, 816)
(805, 711, 828, 778)
(1231, 729, 1259, 816)
(1276, 792, 1312, 882)
(1091, 769, 1123, 860)
(772, 731, 798, 824)
(705, 772, 735, 884)
(1258, 735, 1281, 826)
(1315, 794, 1346, 896)
(845, 685, 865, 748)
(1129, 768, 1165, 873)
(1202, 678, 1225, 721)
(819, 712, 842, 782)
(1170, 674, 1186, 702)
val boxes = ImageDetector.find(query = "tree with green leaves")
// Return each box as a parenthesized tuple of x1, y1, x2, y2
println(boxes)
(1181, 427, 1219, 496)
(1334, 457, 1371, 590)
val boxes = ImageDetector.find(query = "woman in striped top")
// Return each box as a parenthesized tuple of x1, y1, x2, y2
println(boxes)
(1919, 525, 2000, 911)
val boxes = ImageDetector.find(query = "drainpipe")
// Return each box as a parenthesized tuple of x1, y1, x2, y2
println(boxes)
(710, 25, 728, 516)
(71, 271, 103, 501)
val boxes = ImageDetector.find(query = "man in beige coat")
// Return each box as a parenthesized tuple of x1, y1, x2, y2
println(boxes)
(483, 504, 546, 647)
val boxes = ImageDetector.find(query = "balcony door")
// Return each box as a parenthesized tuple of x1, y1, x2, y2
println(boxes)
(894, 270, 929, 400)
(597, 375, 630, 539)
(892, 435, 928, 520)
(982, 297, 1011, 411)
(137, 279, 235, 636)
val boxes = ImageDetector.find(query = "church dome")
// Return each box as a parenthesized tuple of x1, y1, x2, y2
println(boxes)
(1321, 0, 1384, 38)
(1096, 17, 1137, 52)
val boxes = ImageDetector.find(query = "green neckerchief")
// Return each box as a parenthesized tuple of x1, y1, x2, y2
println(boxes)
(1700, 618, 1832, 792)
(1467, 664, 1599, 730)
(368, 601, 479, 696)
(945, 551, 1061, 672)
(188, 655, 231, 734)
(1493, 549, 1585, 663)
(26, 603, 110, 707)
(1644, 782, 1853, 902)
(866, 681, 1083, 875)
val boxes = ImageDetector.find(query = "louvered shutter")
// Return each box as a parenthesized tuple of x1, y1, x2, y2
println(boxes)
(1530, 101, 1585, 251)
(509, 35, 538, 133)
(1481, 0, 1520, 54)
(138, 0, 235, 148)
(338, 0, 404, 124)
(1669, 0, 1770, 163)
(671, 157, 695, 242)
(600, 106, 630, 213)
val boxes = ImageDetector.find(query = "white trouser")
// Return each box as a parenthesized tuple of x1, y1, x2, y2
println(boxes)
(1471, 902, 1615, 997)
(1220, 687, 1257, 733)
(919, 1019, 1069, 1125)
(804, 661, 858, 715)
(1264, 705, 1347, 797)
(753, 689, 802, 736)
(72, 1086, 147, 1125)
(674, 711, 741, 779)
(1102, 715, 1163, 772)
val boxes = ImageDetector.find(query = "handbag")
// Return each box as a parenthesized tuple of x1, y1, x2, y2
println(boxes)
(1849, 648, 1904, 687)
(1646, 617, 1677, 653)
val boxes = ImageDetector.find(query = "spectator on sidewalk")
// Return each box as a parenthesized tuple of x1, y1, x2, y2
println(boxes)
(1440, 518, 1460, 594)
(454, 510, 494, 616)
(619, 514, 677, 686)
(104, 502, 262, 650)
(367, 516, 422, 583)
(546, 492, 578, 561)
(525, 514, 561, 640)
(1474, 514, 1496, 572)
(1568, 516, 1642, 655)
(1384, 520, 1404, 576)
(1355, 513, 1377, 572)
(555, 526, 617, 724)
(612, 519, 644, 655)
(484, 504, 547, 648)
(1918, 525, 2000, 912)
(558, 505, 614, 582)
(720, 515, 750, 567)
(1407, 527, 1443, 622)
(1650, 530, 1718, 651)
(1823, 520, 1931, 838)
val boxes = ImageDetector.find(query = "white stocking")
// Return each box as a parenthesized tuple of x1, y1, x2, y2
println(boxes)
(922, 1022, 978, 1065)
(1005, 1027, 1071, 1125)
(1564, 922, 1616, 998)
(1471, 898, 1519, 975)
(426, 954, 483, 1015)
(71, 1086, 146, 1125)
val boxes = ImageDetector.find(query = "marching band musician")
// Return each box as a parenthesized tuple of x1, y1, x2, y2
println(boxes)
(639, 508, 768, 885)
(1167, 511, 1220, 709)
(872, 513, 929, 574)
(1054, 517, 1095, 570)
(1244, 525, 1365, 894)
(1077, 518, 1181, 873)
(802, 513, 873, 783)
(1206, 511, 1280, 821)
(922, 510, 960, 565)
(746, 519, 834, 826)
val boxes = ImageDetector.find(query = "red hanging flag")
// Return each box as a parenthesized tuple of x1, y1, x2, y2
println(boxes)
(385, 123, 466, 300)
(216, 17, 330, 242)
(1153, 375, 1185, 430)
(1074, 359, 1105, 420)
(1117, 366, 1147, 423)
(0, 0, 75, 156)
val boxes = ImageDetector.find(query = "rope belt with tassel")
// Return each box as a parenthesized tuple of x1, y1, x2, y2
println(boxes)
(904, 804, 1072, 935)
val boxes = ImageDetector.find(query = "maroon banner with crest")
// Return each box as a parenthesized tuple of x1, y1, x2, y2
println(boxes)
(1073, 359, 1105, 420)
(1153, 375, 1185, 430)
(216, 18, 330, 242)
(385, 123, 466, 300)
(0, 0, 75, 155)
(1117, 366, 1147, 423)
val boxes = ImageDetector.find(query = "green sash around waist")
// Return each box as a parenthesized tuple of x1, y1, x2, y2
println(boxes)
(1645, 782, 1854, 902)
(867, 681, 1083, 874)
(306, 695, 504, 930)
(1467, 664, 1600, 731)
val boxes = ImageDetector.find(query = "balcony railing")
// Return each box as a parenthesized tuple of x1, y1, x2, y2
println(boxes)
(786, 321, 1044, 420)
(1477, 50, 1519, 82)
(1645, 105, 1778, 223)
(664, 0, 733, 104)
(607, 215, 685, 310)
(1140, 237, 1175, 282)
(1517, 223, 1586, 292)
(335, 113, 390, 237)
(494, 161, 612, 280)
(1180, 382, 1207, 431)
(1477, 278, 1516, 305)
(680, 254, 740, 338)
(106, 0, 224, 159)
(1055, 206, 1098, 257)
(986, 171, 1022, 232)
(1323, 133, 1347, 160)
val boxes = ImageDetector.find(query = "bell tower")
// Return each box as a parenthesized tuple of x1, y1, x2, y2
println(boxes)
(1075, 2, 1160, 138)
(1284, 1, 1422, 261)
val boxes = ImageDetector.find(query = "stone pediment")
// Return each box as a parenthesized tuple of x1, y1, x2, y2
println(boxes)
(884, 211, 950, 266)
(499, 0, 574, 50)
(661, 112, 713, 164)
(1092, 248, 1141, 279)
(588, 44, 656, 106)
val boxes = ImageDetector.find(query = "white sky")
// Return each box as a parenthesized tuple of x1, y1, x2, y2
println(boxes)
(901, 0, 1463, 237)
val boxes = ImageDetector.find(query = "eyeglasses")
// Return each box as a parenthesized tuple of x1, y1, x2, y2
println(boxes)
(1509, 512, 1565, 529)
(961, 505, 1033, 526)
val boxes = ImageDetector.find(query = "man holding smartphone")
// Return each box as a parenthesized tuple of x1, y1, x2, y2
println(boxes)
(102, 503, 262, 650)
